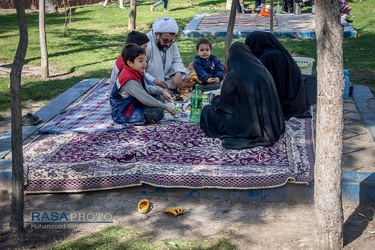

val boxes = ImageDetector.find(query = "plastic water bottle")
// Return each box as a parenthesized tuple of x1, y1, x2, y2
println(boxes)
(312, 5, 315, 14)
(190, 84, 202, 124)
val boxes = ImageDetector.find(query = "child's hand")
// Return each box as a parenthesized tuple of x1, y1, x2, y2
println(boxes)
(163, 91, 173, 101)
(206, 78, 215, 84)
(166, 106, 176, 117)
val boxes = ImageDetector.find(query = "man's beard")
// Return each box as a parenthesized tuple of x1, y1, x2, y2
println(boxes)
(156, 37, 169, 52)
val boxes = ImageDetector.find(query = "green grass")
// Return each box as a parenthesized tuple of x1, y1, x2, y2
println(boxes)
(0, 0, 374, 116)
(52, 225, 235, 249)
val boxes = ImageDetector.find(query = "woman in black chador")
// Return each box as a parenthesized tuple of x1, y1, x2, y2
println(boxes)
(200, 42, 285, 150)
(245, 31, 311, 119)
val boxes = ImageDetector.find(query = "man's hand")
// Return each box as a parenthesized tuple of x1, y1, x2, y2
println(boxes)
(171, 72, 182, 89)
(162, 90, 173, 101)
(166, 106, 176, 117)
(153, 79, 168, 89)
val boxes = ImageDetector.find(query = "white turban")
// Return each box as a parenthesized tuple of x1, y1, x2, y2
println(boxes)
(152, 17, 178, 34)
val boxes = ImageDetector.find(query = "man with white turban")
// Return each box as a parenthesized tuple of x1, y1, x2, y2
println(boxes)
(145, 17, 189, 89)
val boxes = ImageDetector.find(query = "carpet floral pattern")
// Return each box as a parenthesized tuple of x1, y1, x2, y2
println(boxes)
(23, 118, 314, 193)
(37, 79, 134, 134)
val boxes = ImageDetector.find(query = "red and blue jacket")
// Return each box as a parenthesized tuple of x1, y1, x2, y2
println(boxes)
(110, 66, 146, 124)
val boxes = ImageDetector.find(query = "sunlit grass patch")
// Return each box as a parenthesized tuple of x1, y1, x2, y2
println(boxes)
(53, 225, 235, 250)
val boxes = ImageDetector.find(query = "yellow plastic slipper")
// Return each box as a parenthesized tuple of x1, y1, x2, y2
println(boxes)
(138, 199, 150, 214)
(163, 207, 185, 217)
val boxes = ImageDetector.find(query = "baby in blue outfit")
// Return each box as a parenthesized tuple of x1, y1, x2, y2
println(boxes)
(193, 39, 225, 93)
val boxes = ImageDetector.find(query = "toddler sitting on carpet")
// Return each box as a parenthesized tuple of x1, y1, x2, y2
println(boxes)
(193, 39, 225, 93)
(110, 44, 175, 125)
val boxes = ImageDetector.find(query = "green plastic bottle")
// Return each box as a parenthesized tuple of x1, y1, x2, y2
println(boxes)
(190, 84, 202, 124)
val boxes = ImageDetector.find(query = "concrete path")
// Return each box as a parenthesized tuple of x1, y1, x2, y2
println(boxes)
(342, 91, 375, 172)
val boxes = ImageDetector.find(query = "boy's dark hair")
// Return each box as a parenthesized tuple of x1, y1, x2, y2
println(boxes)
(121, 43, 145, 67)
(196, 39, 212, 50)
(125, 31, 150, 46)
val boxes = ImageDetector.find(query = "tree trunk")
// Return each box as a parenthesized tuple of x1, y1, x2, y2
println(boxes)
(128, 0, 137, 30)
(39, 0, 49, 78)
(10, 0, 28, 234)
(314, 0, 344, 249)
(270, 0, 274, 34)
(224, 0, 237, 65)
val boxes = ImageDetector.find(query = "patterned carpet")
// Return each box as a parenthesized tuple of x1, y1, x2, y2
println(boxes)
(24, 118, 314, 193)
(198, 13, 278, 27)
(38, 79, 134, 134)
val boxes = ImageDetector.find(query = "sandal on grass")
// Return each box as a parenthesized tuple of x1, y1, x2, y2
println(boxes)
(22, 113, 43, 126)
(138, 199, 150, 214)
(163, 206, 185, 217)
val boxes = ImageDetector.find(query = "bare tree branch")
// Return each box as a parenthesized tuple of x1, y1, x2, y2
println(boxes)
(9, 0, 28, 234)
(39, 0, 49, 78)
(225, 0, 237, 65)
(128, 0, 137, 30)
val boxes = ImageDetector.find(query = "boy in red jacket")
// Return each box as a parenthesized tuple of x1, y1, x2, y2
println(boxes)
(110, 44, 175, 124)
(108, 31, 151, 96)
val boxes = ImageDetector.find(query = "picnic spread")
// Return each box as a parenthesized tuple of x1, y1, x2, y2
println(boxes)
(23, 78, 315, 193)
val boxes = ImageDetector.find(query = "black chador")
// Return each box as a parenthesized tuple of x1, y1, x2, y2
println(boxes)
(200, 42, 285, 150)
(245, 31, 311, 119)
